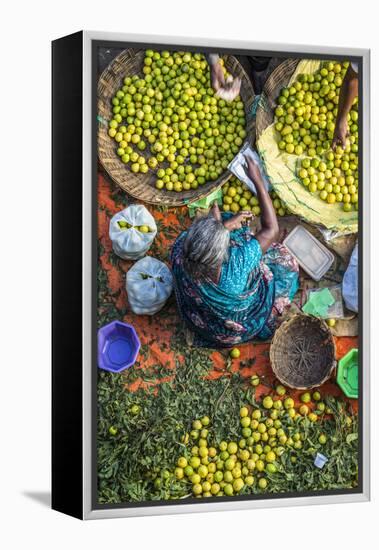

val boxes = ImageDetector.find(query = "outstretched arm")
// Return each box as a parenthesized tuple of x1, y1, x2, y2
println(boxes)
(206, 54, 224, 91)
(245, 158, 279, 252)
(332, 64, 358, 150)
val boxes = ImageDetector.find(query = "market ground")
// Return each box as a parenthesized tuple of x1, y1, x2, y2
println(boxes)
(98, 170, 357, 412)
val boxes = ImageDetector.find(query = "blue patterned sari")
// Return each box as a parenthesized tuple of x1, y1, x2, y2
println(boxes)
(171, 214, 299, 347)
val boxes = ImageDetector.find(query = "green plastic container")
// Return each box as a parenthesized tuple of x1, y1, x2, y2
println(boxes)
(337, 348, 358, 399)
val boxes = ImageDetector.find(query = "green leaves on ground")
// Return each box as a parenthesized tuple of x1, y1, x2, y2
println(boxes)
(97, 350, 358, 503)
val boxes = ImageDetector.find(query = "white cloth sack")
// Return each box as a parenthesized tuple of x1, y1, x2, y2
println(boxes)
(126, 257, 173, 315)
(342, 243, 358, 313)
(109, 205, 157, 260)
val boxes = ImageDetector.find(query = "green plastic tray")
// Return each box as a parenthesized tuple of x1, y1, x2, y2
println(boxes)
(337, 348, 358, 399)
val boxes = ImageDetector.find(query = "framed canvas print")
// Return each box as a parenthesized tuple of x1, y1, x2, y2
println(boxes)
(52, 31, 370, 520)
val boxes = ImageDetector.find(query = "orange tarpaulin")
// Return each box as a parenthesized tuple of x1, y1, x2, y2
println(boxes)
(97, 170, 358, 412)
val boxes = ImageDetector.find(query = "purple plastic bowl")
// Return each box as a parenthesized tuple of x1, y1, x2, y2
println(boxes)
(98, 320, 140, 373)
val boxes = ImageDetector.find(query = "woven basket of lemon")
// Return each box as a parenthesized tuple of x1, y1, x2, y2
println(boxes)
(256, 59, 359, 234)
(98, 49, 255, 206)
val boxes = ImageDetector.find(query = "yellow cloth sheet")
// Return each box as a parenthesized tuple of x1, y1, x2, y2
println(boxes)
(257, 60, 358, 234)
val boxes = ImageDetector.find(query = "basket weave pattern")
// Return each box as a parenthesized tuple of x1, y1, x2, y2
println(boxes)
(98, 49, 255, 206)
(255, 58, 300, 139)
(270, 314, 336, 390)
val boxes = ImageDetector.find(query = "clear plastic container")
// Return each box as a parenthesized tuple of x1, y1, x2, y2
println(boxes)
(283, 225, 335, 281)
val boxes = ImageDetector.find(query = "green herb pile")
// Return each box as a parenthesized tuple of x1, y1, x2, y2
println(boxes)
(97, 348, 359, 504)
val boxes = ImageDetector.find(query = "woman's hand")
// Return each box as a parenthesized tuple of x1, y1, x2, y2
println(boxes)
(216, 77, 241, 102)
(244, 157, 264, 186)
(332, 117, 349, 150)
(223, 211, 253, 231)
(332, 64, 358, 151)
(209, 55, 241, 102)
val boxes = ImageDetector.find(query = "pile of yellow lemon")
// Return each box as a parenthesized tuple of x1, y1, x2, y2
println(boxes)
(108, 50, 247, 192)
(117, 221, 152, 233)
(274, 60, 359, 211)
(222, 176, 290, 216)
(170, 385, 328, 498)
(297, 152, 358, 211)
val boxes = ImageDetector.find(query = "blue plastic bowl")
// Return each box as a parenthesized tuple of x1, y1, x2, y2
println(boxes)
(98, 320, 140, 373)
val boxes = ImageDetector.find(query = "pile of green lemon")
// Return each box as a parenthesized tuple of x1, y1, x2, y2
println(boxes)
(297, 151, 358, 211)
(117, 221, 152, 232)
(169, 384, 329, 498)
(108, 50, 247, 192)
(274, 61, 358, 211)
(222, 176, 290, 216)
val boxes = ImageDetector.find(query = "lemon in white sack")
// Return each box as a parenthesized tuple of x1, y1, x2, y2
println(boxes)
(138, 225, 150, 233)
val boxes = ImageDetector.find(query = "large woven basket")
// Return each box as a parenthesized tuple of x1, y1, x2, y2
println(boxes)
(98, 49, 255, 206)
(255, 58, 299, 140)
(270, 314, 336, 390)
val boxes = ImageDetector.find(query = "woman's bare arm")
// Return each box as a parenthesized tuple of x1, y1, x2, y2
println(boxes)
(245, 158, 279, 252)
(332, 64, 358, 150)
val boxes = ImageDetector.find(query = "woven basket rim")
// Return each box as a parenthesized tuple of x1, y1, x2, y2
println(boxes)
(255, 58, 300, 140)
(97, 48, 255, 206)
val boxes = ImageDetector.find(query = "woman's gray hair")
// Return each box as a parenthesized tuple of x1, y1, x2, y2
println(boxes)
(183, 215, 230, 282)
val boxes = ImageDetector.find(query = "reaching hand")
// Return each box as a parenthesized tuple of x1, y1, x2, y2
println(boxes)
(210, 60, 241, 102)
(210, 60, 226, 92)
(223, 211, 253, 231)
(244, 157, 264, 186)
(332, 117, 349, 150)
(215, 76, 241, 102)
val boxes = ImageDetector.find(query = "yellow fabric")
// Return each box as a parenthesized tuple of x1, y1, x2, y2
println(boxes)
(257, 59, 358, 234)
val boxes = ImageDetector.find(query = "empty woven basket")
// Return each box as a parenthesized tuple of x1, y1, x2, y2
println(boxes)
(98, 49, 255, 206)
(270, 314, 336, 390)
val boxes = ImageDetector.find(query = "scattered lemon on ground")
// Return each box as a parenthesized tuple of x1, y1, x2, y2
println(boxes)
(230, 347, 241, 359)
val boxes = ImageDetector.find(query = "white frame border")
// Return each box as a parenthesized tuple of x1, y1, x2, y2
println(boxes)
(82, 30, 370, 520)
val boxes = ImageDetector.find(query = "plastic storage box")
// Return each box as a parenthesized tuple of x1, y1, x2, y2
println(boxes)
(283, 225, 334, 281)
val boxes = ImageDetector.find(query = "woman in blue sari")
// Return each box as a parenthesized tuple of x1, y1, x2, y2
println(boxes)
(171, 159, 299, 348)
